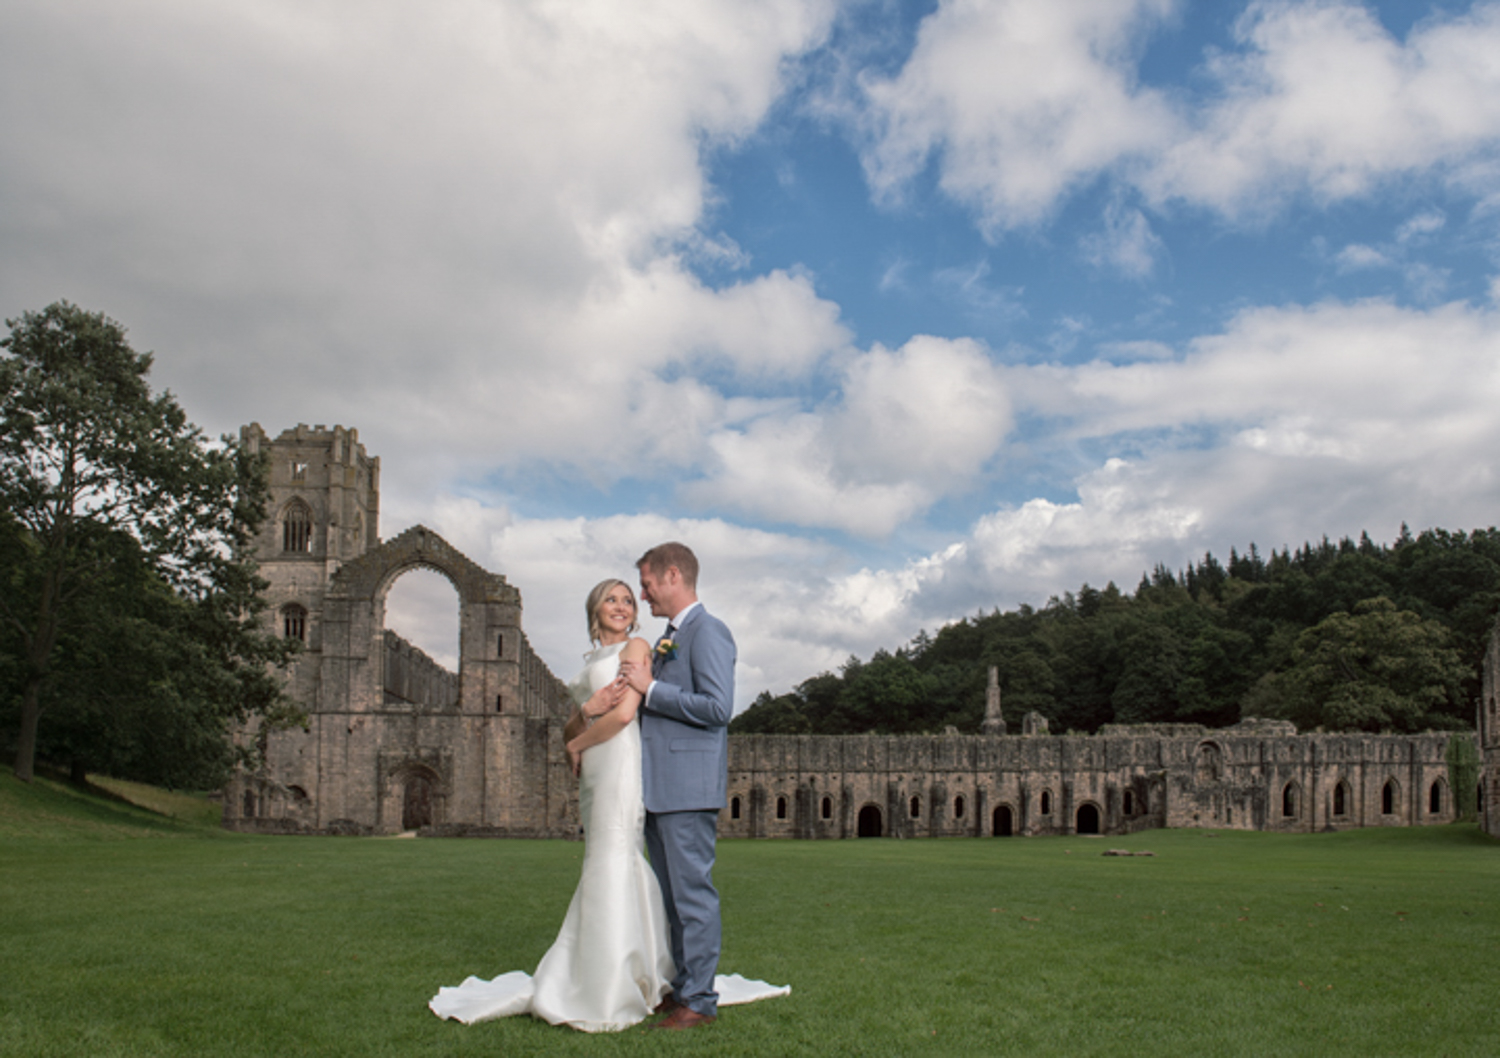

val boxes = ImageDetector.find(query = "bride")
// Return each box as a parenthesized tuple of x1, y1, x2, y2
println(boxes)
(429, 578, 673, 1031)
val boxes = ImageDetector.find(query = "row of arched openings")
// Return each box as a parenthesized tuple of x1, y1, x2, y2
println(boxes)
(1278, 778, 1452, 820)
(739, 775, 1460, 834)
(732, 797, 1103, 837)
(749, 791, 984, 826)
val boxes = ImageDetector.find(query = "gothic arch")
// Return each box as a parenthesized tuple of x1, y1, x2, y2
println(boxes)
(1281, 780, 1301, 819)
(315, 526, 563, 721)
(1382, 778, 1400, 815)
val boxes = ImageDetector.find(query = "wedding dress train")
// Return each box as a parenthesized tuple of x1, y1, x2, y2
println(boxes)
(429, 642, 787, 1032)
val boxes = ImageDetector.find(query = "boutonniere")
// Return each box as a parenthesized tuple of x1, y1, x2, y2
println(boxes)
(654, 638, 678, 661)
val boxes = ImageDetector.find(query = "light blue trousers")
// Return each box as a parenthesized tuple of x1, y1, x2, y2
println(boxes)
(644, 809, 721, 1016)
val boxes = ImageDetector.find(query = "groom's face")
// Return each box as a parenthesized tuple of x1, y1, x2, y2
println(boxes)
(638, 565, 675, 618)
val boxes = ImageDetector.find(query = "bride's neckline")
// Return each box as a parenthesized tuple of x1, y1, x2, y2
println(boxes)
(588, 640, 628, 659)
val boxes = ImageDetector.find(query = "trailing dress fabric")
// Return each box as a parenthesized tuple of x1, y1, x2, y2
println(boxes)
(429, 642, 790, 1032)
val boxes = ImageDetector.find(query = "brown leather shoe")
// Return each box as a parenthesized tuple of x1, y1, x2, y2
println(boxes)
(651, 1006, 716, 1031)
(653, 995, 682, 1016)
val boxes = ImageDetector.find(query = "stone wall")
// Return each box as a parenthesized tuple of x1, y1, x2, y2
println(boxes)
(722, 723, 1470, 839)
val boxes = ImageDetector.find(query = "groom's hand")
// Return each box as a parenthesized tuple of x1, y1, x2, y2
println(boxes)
(619, 660, 652, 696)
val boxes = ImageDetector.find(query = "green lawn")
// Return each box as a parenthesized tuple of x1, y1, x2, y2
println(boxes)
(2, 772, 1497, 1057)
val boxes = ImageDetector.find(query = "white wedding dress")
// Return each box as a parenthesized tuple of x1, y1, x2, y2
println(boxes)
(429, 642, 788, 1032)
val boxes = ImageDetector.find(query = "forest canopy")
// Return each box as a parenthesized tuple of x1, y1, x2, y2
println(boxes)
(731, 528, 1498, 738)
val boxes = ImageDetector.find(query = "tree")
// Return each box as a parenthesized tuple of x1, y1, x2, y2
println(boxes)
(1249, 598, 1467, 733)
(1, 302, 294, 783)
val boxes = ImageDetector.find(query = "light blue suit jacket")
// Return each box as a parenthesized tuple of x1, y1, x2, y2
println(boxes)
(640, 604, 735, 813)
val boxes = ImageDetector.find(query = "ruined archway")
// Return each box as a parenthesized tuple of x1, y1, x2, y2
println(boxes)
(319, 526, 532, 719)
(305, 525, 573, 834)
(857, 804, 883, 837)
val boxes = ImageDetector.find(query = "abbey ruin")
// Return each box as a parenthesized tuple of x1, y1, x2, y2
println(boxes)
(225, 425, 1497, 840)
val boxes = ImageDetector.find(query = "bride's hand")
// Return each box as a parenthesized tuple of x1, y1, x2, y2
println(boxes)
(583, 681, 619, 719)
(567, 742, 583, 776)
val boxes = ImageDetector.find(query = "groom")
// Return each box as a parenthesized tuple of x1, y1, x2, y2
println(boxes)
(620, 542, 735, 1031)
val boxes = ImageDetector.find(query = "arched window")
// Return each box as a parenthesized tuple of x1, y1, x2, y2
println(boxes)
(730, 796, 741, 820)
(1333, 780, 1349, 817)
(909, 795, 921, 819)
(1429, 780, 1443, 814)
(282, 500, 313, 553)
(1040, 789, 1052, 815)
(776, 796, 787, 820)
(1382, 780, 1396, 815)
(954, 795, 965, 819)
(242, 789, 256, 818)
(1122, 789, 1135, 815)
(1282, 782, 1299, 818)
(281, 603, 307, 641)
(821, 796, 832, 820)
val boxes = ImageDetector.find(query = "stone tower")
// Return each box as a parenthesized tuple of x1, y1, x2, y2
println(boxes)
(241, 422, 380, 654)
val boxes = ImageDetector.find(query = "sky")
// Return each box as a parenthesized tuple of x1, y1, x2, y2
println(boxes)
(5, 0, 1500, 707)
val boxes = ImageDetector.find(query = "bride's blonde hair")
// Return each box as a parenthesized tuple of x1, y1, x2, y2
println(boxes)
(586, 578, 639, 645)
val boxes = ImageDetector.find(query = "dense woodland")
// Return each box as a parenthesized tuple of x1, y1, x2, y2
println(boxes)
(731, 528, 1500, 738)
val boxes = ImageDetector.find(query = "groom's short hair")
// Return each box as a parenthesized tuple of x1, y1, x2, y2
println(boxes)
(637, 542, 698, 589)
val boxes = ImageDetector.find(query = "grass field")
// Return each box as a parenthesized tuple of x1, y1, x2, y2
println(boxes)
(2, 772, 1497, 1057)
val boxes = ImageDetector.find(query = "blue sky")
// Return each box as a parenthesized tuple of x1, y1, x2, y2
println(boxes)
(5, 1, 1500, 704)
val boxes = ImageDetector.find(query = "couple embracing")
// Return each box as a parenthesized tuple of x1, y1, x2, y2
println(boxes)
(430, 543, 785, 1033)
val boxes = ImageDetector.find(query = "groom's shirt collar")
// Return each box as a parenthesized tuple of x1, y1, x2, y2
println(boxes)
(666, 601, 700, 632)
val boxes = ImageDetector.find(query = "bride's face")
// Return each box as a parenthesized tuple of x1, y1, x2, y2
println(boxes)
(596, 585, 636, 642)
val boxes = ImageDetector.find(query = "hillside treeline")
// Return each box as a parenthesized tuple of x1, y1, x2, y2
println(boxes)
(731, 527, 1500, 738)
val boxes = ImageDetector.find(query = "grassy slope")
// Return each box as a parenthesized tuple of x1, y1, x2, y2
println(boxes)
(1, 773, 1497, 1057)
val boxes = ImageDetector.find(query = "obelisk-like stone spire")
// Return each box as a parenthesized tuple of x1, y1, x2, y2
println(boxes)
(982, 665, 1006, 736)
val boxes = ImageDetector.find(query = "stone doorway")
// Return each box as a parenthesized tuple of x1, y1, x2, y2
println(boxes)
(992, 804, 1013, 836)
(1076, 802, 1101, 834)
(857, 804, 883, 837)
(403, 772, 435, 830)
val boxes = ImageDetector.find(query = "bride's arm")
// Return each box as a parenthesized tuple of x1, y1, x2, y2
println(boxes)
(565, 638, 650, 764)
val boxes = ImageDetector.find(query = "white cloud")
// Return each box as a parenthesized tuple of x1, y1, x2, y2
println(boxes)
(1145, 1, 1500, 215)
(686, 335, 1013, 533)
(858, 0, 1179, 232)
(1335, 244, 1393, 271)
(858, 1, 1500, 228)
(1397, 209, 1447, 242)
(1080, 199, 1165, 278)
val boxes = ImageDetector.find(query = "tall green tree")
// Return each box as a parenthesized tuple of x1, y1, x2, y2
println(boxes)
(1, 301, 294, 783)
(1247, 598, 1468, 733)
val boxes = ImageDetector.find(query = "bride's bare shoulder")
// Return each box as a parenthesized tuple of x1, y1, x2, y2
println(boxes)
(621, 637, 652, 662)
